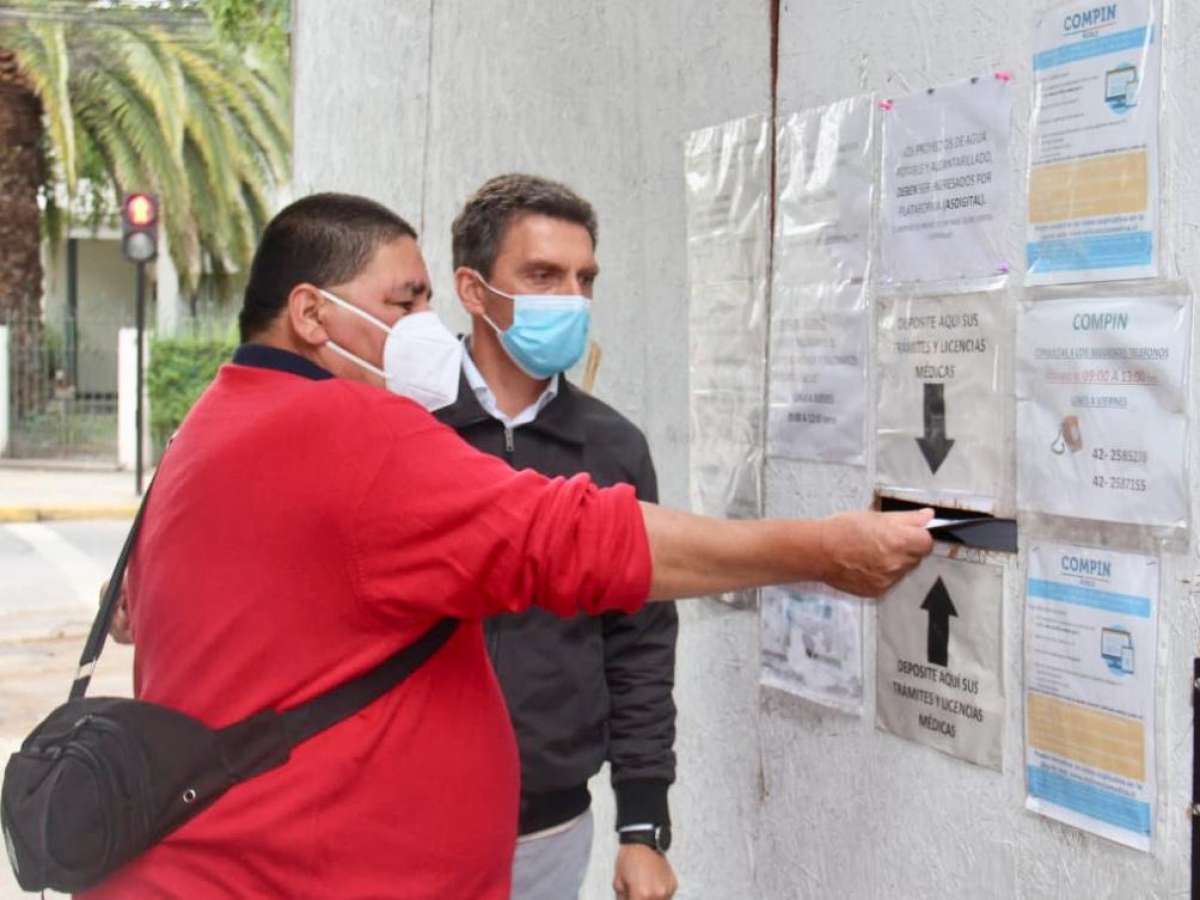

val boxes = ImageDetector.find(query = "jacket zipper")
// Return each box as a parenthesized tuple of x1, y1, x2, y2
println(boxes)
(490, 425, 514, 666)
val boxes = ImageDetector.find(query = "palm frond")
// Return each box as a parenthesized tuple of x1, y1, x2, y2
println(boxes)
(6, 13, 290, 311)
(5, 20, 76, 194)
(222, 61, 290, 183)
(105, 25, 187, 155)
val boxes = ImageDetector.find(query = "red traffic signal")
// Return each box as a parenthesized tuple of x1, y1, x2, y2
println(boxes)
(125, 193, 156, 227)
(121, 192, 158, 263)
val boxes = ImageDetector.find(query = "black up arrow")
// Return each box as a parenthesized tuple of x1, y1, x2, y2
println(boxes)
(916, 382, 955, 475)
(921, 577, 957, 667)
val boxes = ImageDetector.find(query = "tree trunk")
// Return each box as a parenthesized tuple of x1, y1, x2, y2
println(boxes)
(0, 48, 46, 418)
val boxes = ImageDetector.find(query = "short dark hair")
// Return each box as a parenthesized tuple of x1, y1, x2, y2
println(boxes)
(238, 192, 417, 342)
(450, 174, 598, 279)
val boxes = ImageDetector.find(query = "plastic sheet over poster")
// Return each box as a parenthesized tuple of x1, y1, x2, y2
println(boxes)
(685, 114, 770, 606)
(876, 549, 1006, 770)
(760, 584, 864, 714)
(685, 114, 770, 518)
(772, 97, 873, 294)
(880, 76, 1013, 291)
(1027, 0, 1161, 284)
(768, 96, 874, 464)
(1016, 292, 1189, 527)
(1025, 541, 1159, 851)
(876, 293, 1007, 511)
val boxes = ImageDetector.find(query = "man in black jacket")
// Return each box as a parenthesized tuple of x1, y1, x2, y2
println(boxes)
(437, 174, 678, 900)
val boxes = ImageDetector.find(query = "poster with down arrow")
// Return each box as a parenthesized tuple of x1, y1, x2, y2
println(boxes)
(877, 293, 1007, 511)
(876, 549, 1005, 770)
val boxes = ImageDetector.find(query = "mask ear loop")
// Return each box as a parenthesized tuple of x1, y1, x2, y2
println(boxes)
(317, 288, 392, 334)
(470, 271, 517, 302)
(325, 340, 387, 378)
(317, 288, 390, 378)
(470, 272, 514, 336)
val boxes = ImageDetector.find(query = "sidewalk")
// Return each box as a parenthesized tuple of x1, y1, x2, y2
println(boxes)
(0, 634, 131, 900)
(0, 462, 147, 522)
(0, 464, 137, 898)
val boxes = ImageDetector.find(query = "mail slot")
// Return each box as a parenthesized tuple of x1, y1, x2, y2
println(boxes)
(877, 496, 1018, 553)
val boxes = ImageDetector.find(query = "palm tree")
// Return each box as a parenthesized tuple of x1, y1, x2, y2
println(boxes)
(0, 42, 44, 323)
(0, 8, 289, 324)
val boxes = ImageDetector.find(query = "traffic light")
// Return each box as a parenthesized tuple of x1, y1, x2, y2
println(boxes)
(121, 192, 158, 263)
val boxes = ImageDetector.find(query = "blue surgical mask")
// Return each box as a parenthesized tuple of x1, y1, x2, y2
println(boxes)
(473, 273, 591, 379)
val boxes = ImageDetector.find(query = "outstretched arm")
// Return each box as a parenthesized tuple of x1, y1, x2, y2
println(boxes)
(641, 505, 934, 602)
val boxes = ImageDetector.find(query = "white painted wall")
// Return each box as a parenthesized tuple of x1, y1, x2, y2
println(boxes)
(292, 1, 1197, 896)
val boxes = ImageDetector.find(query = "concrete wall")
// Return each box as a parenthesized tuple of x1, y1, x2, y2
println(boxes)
(763, 2, 1193, 897)
(293, 1, 1196, 896)
(290, 1, 432, 226)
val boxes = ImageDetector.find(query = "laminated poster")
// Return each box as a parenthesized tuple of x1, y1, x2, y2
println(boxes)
(761, 584, 864, 714)
(768, 96, 874, 465)
(876, 294, 1005, 511)
(1025, 542, 1159, 851)
(1016, 294, 1189, 527)
(1027, 0, 1161, 284)
(876, 551, 1005, 771)
(880, 75, 1012, 289)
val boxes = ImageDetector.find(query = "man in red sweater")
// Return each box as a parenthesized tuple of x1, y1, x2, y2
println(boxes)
(87, 193, 931, 899)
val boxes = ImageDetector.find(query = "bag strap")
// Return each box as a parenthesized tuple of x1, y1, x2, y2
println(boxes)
(69, 477, 156, 701)
(278, 617, 458, 746)
(69, 446, 461, 739)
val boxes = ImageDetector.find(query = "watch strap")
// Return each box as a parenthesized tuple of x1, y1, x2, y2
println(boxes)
(618, 823, 669, 853)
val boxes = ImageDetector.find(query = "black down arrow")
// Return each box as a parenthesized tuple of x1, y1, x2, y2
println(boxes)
(921, 576, 957, 668)
(916, 382, 955, 475)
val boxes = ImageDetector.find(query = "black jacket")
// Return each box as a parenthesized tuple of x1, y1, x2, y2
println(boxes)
(436, 371, 678, 836)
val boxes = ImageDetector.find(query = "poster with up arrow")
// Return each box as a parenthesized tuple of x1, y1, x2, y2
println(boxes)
(876, 550, 1005, 770)
(877, 293, 1007, 511)
(921, 576, 955, 666)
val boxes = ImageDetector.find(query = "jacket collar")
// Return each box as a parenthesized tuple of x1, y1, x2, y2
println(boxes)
(435, 368, 587, 445)
(233, 343, 333, 381)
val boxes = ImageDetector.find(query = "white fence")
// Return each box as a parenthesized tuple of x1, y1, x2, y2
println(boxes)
(117, 328, 152, 470)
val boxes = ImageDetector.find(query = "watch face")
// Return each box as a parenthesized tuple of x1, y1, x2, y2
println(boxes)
(655, 824, 672, 852)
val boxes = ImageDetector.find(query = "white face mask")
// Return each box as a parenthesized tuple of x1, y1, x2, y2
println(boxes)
(319, 289, 462, 412)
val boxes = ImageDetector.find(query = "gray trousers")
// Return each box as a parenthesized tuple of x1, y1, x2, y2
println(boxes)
(510, 809, 595, 900)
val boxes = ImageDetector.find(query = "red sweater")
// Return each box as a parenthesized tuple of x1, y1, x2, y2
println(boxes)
(81, 348, 652, 899)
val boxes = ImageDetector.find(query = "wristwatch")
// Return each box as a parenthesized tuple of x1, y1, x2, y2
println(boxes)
(618, 823, 671, 854)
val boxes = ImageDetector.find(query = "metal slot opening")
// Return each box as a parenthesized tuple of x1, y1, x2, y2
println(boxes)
(877, 496, 1017, 553)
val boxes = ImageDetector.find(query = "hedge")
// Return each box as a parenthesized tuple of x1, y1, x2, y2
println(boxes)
(147, 334, 237, 450)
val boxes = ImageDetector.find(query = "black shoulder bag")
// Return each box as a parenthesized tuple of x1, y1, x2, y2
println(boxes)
(0, 481, 457, 894)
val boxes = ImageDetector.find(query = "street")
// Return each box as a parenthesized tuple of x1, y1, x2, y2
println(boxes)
(0, 518, 134, 899)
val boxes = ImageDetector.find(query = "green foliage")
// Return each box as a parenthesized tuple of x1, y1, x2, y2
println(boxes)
(147, 332, 235, 447)
(201, 0, 289, 59)
(1, 6, 290, 299)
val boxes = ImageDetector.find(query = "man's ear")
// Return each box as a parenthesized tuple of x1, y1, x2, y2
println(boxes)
(287, 284, 329, 348)
(454, 267, 487, 317)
